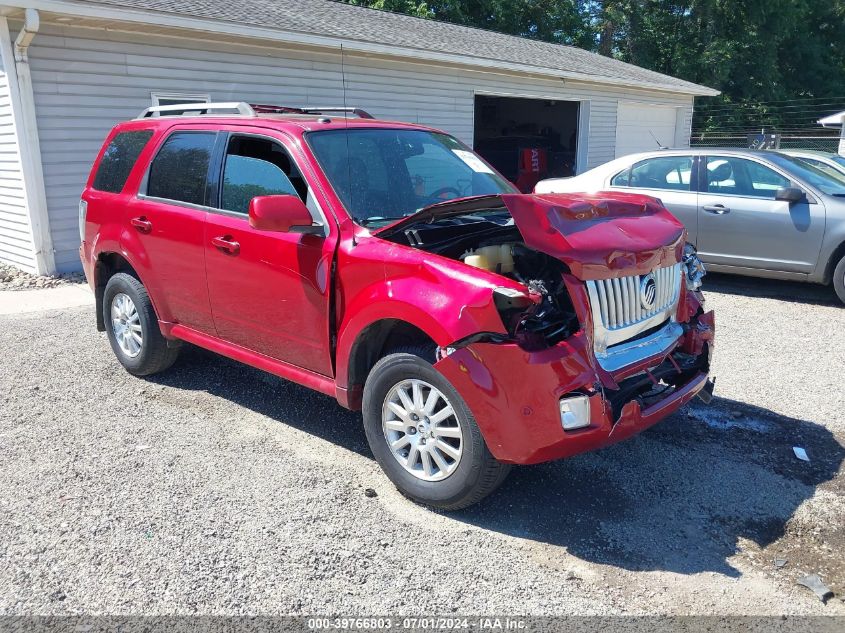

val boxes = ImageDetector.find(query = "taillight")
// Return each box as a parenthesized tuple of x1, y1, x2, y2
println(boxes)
(78, 199, 87, 243)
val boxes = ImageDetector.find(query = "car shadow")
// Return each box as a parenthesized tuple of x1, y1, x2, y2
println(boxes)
(703, 272, 841, 306)
(452, 394, 844, 576)
(147, 345, 371, 456)
(147, 347, 844, 577)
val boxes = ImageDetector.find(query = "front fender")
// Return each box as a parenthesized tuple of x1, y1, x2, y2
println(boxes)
(335, 239, 518, 390)
(814, 221, 845, 284)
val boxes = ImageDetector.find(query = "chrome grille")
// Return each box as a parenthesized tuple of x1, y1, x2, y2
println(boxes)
(587, 264, 681, 331)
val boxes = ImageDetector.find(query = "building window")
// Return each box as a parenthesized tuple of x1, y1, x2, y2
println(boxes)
(151, 92, 211, 108)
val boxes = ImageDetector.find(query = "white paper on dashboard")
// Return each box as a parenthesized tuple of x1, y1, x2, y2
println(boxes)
(452, 150, 494, 174)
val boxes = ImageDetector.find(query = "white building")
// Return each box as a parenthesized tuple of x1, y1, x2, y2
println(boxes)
(0, 0, 717, 274)
(818, 111, 845, 157)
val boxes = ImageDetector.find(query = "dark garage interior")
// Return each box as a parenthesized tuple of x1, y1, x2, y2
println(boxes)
(473, 95, 580, 192)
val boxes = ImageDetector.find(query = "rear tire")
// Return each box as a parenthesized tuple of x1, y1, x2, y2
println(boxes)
(103, 272, 179, 376)
(362, 348, 510, 510)
(834, 254, 845, 305)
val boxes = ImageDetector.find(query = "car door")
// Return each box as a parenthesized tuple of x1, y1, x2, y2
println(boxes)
(608, 154, 700, 243)
(126, 128, 218, 333)
(697, 155, 825, 273)
(203, 129, 337, 377)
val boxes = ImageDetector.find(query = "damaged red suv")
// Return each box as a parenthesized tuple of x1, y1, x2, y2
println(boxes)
(80, 103, 715, 510)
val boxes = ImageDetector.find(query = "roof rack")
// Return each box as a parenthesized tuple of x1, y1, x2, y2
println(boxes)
(137, 102, 375, 120)
(136, 101, 256, 119)
(251, 104, 374, 119)
(303, 107, 374, 119)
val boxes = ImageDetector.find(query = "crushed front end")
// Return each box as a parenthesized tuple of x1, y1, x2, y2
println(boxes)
(419, 194, 715, 465)
(435, 267, 713, 463)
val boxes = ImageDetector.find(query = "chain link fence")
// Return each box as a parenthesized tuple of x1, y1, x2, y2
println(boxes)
(690, 134, 841, 153)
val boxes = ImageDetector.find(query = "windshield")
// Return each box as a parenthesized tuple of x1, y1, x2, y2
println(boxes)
(306, 128, 516, 226)
(767, 153, 845, 196)
(830, 154, 845, 170)
(792, 155, 845, 184)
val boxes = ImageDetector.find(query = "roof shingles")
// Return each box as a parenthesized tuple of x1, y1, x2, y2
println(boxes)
(67, 0, 717, 95)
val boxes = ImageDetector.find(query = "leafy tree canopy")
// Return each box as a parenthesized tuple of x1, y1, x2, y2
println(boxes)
(342, 0, 845, 133)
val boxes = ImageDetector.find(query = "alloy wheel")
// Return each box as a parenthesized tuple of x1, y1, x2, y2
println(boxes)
(382, 379, 463, 482)
(111, 292, 143, 358)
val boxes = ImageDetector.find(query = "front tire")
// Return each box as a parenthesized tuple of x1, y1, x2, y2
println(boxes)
(103, 272, 179, 376)
(362, 350, 510, 510)
(834, 253, 845, 305)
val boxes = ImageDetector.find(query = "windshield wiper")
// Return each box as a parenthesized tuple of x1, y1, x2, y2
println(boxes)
(359, 217, 390, 227)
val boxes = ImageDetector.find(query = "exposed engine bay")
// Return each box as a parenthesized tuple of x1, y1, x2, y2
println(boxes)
(384, 215, 579, 350)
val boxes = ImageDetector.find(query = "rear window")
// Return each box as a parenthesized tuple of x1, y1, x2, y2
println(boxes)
(92, 130, 154, 193)
(146, 131, 217, 205)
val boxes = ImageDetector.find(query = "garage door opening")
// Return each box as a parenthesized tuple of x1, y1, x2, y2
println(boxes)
(473, 95, 579, 192)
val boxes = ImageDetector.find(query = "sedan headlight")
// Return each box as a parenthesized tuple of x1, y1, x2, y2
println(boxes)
(682, 243, 706, 291)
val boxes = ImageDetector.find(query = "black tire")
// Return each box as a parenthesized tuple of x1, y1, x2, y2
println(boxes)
(362, 348, 511, 510)
(102, 272, 179, 376)
(834, 253, 845, 305)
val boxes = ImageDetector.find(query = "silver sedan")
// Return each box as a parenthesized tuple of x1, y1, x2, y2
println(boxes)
(782, 149, 845, 180)
(536, 148, 845, 304)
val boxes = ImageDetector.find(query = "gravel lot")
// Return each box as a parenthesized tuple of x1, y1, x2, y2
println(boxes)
(1, 274, 843, 616)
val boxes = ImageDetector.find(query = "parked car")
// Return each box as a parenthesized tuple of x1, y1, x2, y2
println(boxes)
(781, 149, 845, 181)
(536, 148, 845, 304)
(80, 102, 715, 510)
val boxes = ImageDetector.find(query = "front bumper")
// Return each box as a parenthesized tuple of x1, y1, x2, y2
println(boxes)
(434, 306, 715, 465)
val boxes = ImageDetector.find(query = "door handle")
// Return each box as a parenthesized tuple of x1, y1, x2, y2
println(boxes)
(130, 216, 153, 233)
(702, 204, 730, 215)
(211, 235, 240, 255)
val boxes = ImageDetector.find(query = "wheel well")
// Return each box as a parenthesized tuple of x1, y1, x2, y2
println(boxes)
(823, 240, 845, 285)
(94, 253, 137, 331)
(347, 319, 437, 391)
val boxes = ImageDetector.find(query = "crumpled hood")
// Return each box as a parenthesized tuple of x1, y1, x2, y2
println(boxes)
(375, 192, 685, 280)
(502, 192, 685, 279)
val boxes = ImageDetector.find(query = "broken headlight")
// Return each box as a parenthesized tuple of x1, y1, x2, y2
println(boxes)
(682, 243, 706, 291)
(493, 284, 578, 351)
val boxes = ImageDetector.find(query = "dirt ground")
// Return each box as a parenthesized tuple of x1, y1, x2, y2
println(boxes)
(0, 274, 843, 615)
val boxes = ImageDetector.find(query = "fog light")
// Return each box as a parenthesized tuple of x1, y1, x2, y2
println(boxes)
(560, 395, 591, 431)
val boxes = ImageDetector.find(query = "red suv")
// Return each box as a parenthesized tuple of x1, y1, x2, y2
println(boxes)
(80, 102, 715, 510)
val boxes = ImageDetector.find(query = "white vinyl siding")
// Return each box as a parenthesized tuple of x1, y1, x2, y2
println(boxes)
(0, 45, 35, 272)
(19, 21, 694, 272)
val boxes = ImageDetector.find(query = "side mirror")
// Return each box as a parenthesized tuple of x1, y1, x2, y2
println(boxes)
(775, 187, 805, 204)
(248, 195, 322, 234)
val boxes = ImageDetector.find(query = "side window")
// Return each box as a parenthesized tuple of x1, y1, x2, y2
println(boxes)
(706, 157, 789, 198)
(610, 168, 630, 186)
(219, 136, 305, 215)
(704, 158, 737, 194)
(744, 160, 790, 197)
(92, 130, 154, 193)
(147, 132, 216, 205)
(627, 156, 693, 191)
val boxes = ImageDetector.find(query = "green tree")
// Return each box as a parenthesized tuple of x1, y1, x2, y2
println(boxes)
(344, 0, 433, 18)
(341, 0, 845, 134)
(348, 0, 592, 47)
